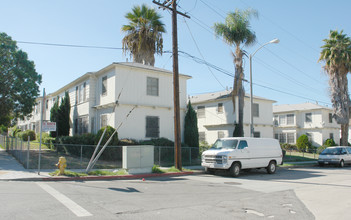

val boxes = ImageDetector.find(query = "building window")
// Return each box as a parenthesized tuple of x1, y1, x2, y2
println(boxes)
(197, 106, 205, 118)
(287, 133, 295, 143)
(75, 86, 78, 104)
(287, 114, 294, 125)
(305, 113, 312, 122)
(146, 116, 159, 138)
(199, 132, 206, 142)
(273, 116, 278, 126)
(253, 131, 260, 138)
(147, 77, 159, 96)
(274, 133, 279, 140)
(329, 133, 334, 140)
(306, 132, 313, 142)
(329, 113, 333, 123)
(102, 76, 107, 96)
(100, 114, 108, 128)
(279, 133, 286, 143)
(279, 115, 286, 125)
(218, 131, 224, 139)
(75, 116, 89, 135)
(217, 103, 223, 113)
(253, 103, 259, 117)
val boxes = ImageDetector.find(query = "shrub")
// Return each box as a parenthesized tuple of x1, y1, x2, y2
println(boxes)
(18, 130, 36, 141)
(118, 138, 139, 145)
(323, 138, 336, 147)
(0, 125, 8, 134)
(317, 146, 327, 154)
(8, 126, 21, 137)
(152, 165, 164, 173)
(296, 135, 311, 152)
(140, 137, 174, 146)
(280, 143, 297, 151)
(95, 126, 118, 146)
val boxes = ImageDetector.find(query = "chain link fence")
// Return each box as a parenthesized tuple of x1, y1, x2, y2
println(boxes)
(1, 135, 201, 170)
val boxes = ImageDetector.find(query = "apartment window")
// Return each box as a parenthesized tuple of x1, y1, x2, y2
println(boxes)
(306, 132, 313, 142)
(279, 133, 286, 143)
(253, 103, 259, 117)
(75, 86, 78, 104)
(147, 77, 159, 96)
(146, 116, 159, 138)
(100, 114, 108, 128)
(329, 113, 333, 123)
(329, 133, 334, 140)
(199, 132, 206, 142)
(253, 132, 260, 138)
(274, 133, 279, 140)
(287, 114, 294, 125)
(75, 116, 89, 135)
(305, 113, 312, 122)
(217, 103, 223, 113)
(279, 115, 286, 125)
(218, 131, 225, 139)
(197, 106, 205, 118)
(102, 76, 107, 96)
(287, 133, 295, 144)
(273, 116, 278, 126)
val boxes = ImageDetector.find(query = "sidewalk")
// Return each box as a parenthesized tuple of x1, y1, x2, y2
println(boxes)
(0, 148, 203, 181)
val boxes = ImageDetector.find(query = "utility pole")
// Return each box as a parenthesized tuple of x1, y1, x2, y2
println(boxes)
(152, 0, 190, 170)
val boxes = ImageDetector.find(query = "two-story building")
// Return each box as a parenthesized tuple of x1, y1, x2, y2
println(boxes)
(273, 103, 340, 146)
(190, 90, 276, 145)
(17, 62, 191, 141)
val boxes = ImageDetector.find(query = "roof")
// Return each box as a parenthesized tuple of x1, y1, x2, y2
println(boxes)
(273, 102, 332, 113)
(189, 90, 275, 104)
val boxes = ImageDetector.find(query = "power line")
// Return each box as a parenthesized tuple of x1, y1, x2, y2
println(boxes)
(17, 41, 123, 50)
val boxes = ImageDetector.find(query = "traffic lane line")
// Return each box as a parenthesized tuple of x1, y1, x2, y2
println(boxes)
(36, 182, 92, 217)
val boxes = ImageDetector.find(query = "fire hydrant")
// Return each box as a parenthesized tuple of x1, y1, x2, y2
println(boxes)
(55, 157, 67, 175)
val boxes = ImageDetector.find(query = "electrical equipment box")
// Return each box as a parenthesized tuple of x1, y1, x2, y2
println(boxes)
(122, 145, 154, 174)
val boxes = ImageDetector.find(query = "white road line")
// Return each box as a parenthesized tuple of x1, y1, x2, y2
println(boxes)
(37, 182, 92, 217)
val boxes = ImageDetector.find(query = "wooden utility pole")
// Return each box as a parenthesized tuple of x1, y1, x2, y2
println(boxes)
(152, 0, 190, 170)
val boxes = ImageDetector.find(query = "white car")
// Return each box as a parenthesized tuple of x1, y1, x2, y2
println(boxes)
(318, 146, 351, 167)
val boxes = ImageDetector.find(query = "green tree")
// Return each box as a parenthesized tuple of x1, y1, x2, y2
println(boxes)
(0, 32, 42, 126)
(296, 134, 311, 152)
(121, 4, 165, 66)
(319, 30, 351, 146)
(57, 92, 70, 136)
(214, 9, 258, 137)
(50, 97, 59, 137)
(184, 101, 199, 148)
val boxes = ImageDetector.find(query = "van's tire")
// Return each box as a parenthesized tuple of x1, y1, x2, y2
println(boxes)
(230, 162, 241, 177)
(339, 160, 345, 168)
(267, 161, 277, 174)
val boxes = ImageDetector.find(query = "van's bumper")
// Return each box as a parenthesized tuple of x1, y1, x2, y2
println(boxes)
(201, 162, 230, 169)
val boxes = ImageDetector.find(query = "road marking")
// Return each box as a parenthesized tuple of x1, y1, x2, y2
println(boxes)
(37, 182, 92, 217)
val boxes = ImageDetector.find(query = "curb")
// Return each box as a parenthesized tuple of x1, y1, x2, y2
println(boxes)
(5, 171, 198, 182)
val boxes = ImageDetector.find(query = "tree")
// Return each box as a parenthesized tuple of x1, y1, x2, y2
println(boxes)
(184, 101, 199, 148)
(318, 30, 351, 146)
(57, 92, 70, 136)
(50, 97, 59, 137)
(121, 4, 165, 66)
(0, 32, 42, 126)
(213, 9, 258, 137)
(296, 134, 311, 152)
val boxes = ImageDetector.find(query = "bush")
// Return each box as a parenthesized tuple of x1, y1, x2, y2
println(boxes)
(280, 143, 297, 151)
(17, 130, 36, 141)
(8, 126, 21, 137)
(140, 137, 174, 146)
(0, 125, 8, 135)
(95, 126, 118, 146)
(118, 138, 139, 145)
(323, 138, 336, 147)
(296, 135, 311, 152)
(317, 146, 327, 154)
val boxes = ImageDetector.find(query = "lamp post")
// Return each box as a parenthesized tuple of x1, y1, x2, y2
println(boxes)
(249, 38, 279, 137)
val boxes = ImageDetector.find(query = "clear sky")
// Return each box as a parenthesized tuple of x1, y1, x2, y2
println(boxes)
(1, 0, 351, 107)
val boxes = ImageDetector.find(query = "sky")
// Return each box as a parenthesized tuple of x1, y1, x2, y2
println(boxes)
(1, 0, 351, 107)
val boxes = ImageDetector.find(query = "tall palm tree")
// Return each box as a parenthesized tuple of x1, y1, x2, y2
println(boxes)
(319, 30, 351, 146)
(214, 9, 258, 137)
(121, 4, 165, 66)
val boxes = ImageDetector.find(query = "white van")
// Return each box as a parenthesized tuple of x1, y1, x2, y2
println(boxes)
(201, 137, 283, 177)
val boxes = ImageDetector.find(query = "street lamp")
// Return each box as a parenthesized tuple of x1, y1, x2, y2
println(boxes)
(249, 38, 279, 137)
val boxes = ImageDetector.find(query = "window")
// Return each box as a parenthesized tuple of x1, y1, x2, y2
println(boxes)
(217, 103, 223, 113)
(75, 116, 89, 135)
(199, 132, 206, 142)
(218, 131, 225, 139)
(273, 116, 278, 126)
(279, 115, 286, 125)
(238, 141, 248, 149)
(197, 106, 205, 118)
(46, 100, 49, 110)
(147, 77, 159, 96)
(83, 82, 86, 102)
(330, 133, 334, 140)
(287, 114, 294, 125)
(347, 148, 351, 154)
(305, 113, 312, 122)
(329, 113, 333, 123)
(253, 103, 259, 117)
(75, 86, 78, 104)
(146, 116, 159, 138)
(100, 114, 108, 128)
(287, 133, 295, 143)
(279, 133, 286, 143)
(253, 132, 261, 138)
(102, 76, 107, 96)
(274, 133, 279, 140)
(306, 132, 313, 142)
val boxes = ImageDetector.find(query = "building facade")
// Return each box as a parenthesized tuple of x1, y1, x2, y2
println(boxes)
(18, 62, 191, 141)
(273, 103, 340, 146)
(190, 90, 276, 145)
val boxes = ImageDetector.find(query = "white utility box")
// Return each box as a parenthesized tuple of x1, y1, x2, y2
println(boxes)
(122, 145, 154, 174)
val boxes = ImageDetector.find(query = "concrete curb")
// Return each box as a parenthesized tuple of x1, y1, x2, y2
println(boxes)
(4, 171, 198, 182)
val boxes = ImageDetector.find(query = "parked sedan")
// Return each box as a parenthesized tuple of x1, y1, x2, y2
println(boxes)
(318, 146, 351, 167)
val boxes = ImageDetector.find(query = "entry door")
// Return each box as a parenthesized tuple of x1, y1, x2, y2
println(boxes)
(237, 140, 250, 168)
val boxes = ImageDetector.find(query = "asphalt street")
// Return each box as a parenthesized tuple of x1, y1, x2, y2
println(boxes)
(2, 166, 350, 219)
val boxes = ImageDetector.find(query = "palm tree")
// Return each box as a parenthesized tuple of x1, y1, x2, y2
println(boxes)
(121, 4, 165, 66)
(319, 30, 351, 146)
(214, 9, 258, 137)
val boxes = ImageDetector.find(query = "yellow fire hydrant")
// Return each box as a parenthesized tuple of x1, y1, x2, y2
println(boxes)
(55, 157, 67, 175)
